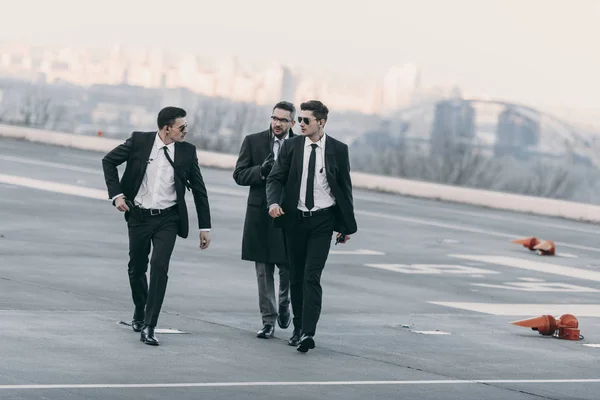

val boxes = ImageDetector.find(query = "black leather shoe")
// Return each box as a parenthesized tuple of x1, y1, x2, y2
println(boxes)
(141, 326, 159, 346)
(131, 320, 144, 332)
(257, 324, 275, 339)
(288, 329, 302, 346)
(277, 307, 291, 329)
(297, 334, 315, 353)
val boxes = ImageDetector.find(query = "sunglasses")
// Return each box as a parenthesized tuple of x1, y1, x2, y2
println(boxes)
(174, 124, 187, 132)
(298, 117, 317, 125)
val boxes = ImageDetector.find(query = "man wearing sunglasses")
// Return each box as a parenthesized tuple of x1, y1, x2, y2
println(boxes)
(233, 101, 297, 339)
(102, 106, 212, 346)
(266, 100, 357, 353)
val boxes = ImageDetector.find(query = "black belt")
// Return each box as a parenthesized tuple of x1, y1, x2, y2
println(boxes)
(297, 206, 334, 217)
(134, 204, 178, 216)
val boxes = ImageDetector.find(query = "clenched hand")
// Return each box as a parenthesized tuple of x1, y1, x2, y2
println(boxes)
(115, 196, 129, 212)
(199, 231, 211, 250)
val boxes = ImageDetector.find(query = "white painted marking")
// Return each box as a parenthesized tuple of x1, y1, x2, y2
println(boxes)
(0, 173, 107, 200)
(356, 210, 600, 253)
(0, 173, 245, 200)
(330, 249, 384, 255)
(471, 282, 599, 293)
(583, 344, 600, 348)
(365, 263, 499, 275)
(155, 328, 187, 334)
(557, 252, 578, 258)
(429, 302, 600, 317)
(3, 153, 600, 254)
(518, 277, 545, 282)
(449, 254, 600, 282)
(441, 239, 460, 244)
(354, 193, 600, 236)
(412, 331, 451, 335)
(0, 155, 102, 174)
(3, 379, 600, 390)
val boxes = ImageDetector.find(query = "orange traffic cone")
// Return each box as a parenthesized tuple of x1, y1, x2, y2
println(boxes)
(557, 314, 578, 329)
(533, 240, 555, 256)
(511, 237, 540, 251)
(510, 315, 557, 336)
(556, 314, 581, 340)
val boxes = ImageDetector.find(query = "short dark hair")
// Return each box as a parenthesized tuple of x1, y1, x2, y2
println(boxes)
(157, 106, 186, 130)
(300, 100, 329, 121)
(272, 101, 295, 119)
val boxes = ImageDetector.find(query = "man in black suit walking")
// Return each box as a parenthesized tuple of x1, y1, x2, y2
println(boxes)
(102, 106, 211, 346)
(233, 101, 296, 339)
(266, 100, 357, 353)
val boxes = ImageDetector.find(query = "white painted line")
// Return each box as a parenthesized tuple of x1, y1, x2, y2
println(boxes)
(354, 193, 600, 235)
(364, 264, 499, 275)
(0, 173, 107, 200)
(583, 344, 600, 348)
(0, 173, 245, 201)
(3, 153, 600, 253)
(557, 253, 578, 258)
(330, 249, 385, 255)
(429, 302, 600, 317)
(449, 254, 600, 283)
(518, 277, 545, 282)
(4, 379, 600, 390)
(7, 153, 599, 237)
(441, 239, 461, 244)
(155, 328, 188, 334)
(356, 210, 600, 253)
(471, 282, 599, 292)
(412, 331, 451, 335)
(0, 155, 102, 174)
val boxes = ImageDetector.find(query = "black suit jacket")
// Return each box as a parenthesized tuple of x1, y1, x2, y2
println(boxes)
(266, 134, 357, 235)
(232, 128, 295, 263)
(102, 131, 211, 238)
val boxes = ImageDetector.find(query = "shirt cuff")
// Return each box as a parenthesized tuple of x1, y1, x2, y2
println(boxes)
(111, 193, 124, 205)
(268, 204, 279, 210)
(200, 229, 211, 232)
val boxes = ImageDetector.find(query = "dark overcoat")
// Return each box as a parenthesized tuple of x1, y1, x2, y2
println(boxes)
(233, 128, 294, 263)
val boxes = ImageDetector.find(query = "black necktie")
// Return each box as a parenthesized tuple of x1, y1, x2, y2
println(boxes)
(162, 146, 191, 191)
(305, 143, 317, 211)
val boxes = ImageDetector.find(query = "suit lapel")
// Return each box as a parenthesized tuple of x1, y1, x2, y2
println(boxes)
(325, 135, 336, 177)
(174, 141, 184, 168)
(295, 136, 305, 185)
(139, 132, 155, 177)
(131, 132, 155, 198)
(263, 129, 273, 158)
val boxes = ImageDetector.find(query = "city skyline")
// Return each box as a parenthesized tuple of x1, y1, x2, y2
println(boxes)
(0, 41, 442, 116)
(1, 0, 598, 116)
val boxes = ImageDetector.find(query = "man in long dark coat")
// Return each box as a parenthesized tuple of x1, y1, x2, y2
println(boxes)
(233, 101, 296, 338)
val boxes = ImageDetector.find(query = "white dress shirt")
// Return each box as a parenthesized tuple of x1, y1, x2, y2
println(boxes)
(298, 135, 336, 212)
(134, 132, 177, 210)
(111, 132, 210, 232)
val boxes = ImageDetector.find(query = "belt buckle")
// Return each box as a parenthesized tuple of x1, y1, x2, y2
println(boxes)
(302, 210, 313, 217)
(150, 209, 161, 216)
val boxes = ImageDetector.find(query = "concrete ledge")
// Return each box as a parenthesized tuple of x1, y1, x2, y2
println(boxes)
(2, 123, 600, 223)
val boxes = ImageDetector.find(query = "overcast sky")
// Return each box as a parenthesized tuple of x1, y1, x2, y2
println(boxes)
(2, 0, 598, 112)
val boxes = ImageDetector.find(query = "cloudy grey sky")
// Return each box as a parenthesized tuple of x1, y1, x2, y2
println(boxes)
(2, 0, 598, 112)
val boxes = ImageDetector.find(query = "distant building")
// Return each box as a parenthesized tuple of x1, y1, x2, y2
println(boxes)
(256, 63, 295, 105)
(494, 107, 539, 158)
(430, 99, 476, 154)
(381, 63, 420, 115)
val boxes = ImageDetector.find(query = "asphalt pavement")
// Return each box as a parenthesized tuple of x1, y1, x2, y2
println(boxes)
(1, 137, 600, 400)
